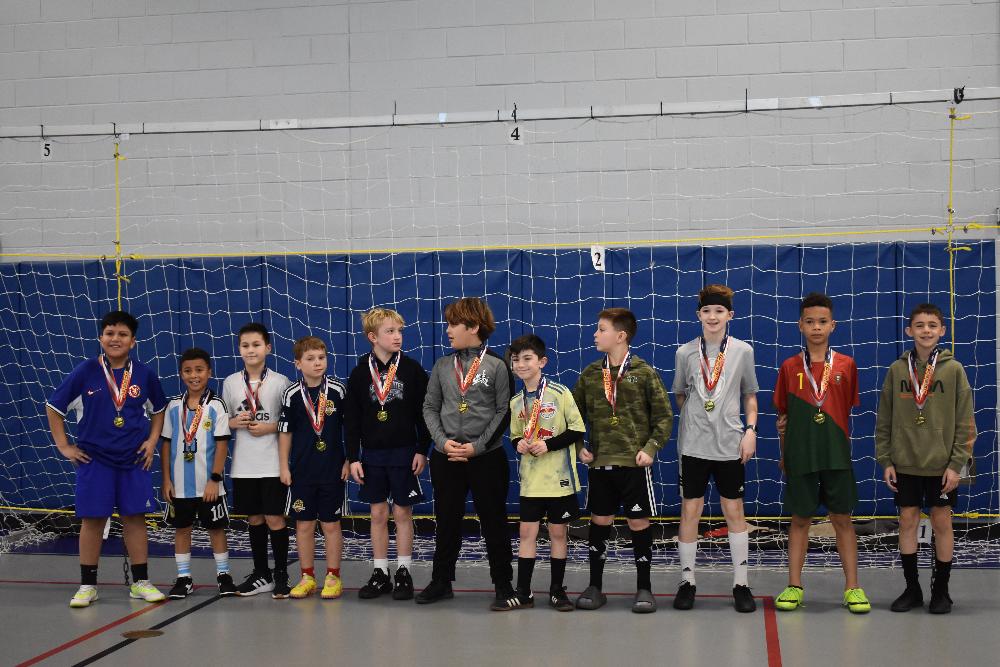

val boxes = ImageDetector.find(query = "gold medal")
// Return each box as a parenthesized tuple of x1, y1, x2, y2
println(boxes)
(184, 452, 194, 462)
(377, 409, 388, 422)
(704, 400, 715, 412)
(609, 415, 619, 426)
(113, 415, 125, 427)
(315, 439, 327, 452)
(458, 400, 468, 413)
(915, 413, 926, 426)
(813, 411, 826, 425)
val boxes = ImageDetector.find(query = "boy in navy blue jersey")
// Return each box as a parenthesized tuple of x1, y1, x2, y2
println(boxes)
(161, 348, 235, 598)
(46, 311, 169, 608)
(278, 335, 349, 600)
(345, 308, 431, 600)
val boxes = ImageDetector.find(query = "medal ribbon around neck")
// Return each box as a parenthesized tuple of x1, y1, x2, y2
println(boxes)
(698, 335, 729, 397)
(100, 354, 133, 414)
(602, 351, 632, 417)
(182, 390, 211, 455)
(908, 347, 940, 412)
(522, 377, 547, 442)
(801, 347, 835, 409)
(369, 352, 399, 409)
(242, 367, 267, 414)
(454, 345, 489, 399)
(299, 379, 328, 437)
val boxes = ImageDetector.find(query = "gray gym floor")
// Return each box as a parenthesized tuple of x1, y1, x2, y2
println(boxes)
(3, 553, 998, 667)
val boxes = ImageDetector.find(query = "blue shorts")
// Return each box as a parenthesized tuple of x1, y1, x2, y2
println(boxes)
(358, 463, 425, 506)
(289, 480, 344, 523)
(75, 459, 155, 518)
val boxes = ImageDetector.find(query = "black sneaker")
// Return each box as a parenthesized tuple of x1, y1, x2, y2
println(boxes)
(890, 585, 923, 612)
(733, 585, 756, 613)
(549, 586, 574, 612)
(673, 581, 696, 610)
(217, 573, 237, 597)
(491, 587, 534, 611)
(271, 570, 291, 599)
(236, 569, 273, 597)
(168, 576, 193, 599)
(928, 586, 952, 614)
(392, 566, 415, 601)
(415, 579, 454, 605)
(358, 569, 392, 599)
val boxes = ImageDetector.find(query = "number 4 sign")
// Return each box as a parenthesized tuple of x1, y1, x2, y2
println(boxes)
(591, 245, 605, 272)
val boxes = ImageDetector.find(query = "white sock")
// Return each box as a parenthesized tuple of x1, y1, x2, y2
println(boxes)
(397, 555, 412, 571)
(175, 553, 192, 578)
(213, 551, 230, 575)
(679, 540, 697, 585)
(729, 531, 749, 587)
(374, 558, 389, 574)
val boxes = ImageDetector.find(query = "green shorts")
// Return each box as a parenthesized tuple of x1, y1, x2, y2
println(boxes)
(784, 468, 858, 517)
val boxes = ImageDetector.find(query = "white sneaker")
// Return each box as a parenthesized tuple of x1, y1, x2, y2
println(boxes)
(129, 579, 166, 602)
(70, 585, 99, 608)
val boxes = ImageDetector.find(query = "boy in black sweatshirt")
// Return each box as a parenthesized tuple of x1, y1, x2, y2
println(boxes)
(345, 308, 431, 601)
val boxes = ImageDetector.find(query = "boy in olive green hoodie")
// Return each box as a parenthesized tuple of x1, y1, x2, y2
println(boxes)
(875, 303, 976, 615)
(572, 308, 673, 613)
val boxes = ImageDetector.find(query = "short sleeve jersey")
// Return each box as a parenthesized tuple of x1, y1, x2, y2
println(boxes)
(222, 369, 291, 478)
(47, 356, 169, 469)
(510, 380, 586, 497)
(672, 337, 759, 460)
(278, 377, 346, 484)
(162, 391, 231, 498)
(773, 350, 859, 475)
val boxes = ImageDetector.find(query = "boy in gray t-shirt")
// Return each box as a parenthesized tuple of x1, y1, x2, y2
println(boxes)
(671, 284, 759, 613)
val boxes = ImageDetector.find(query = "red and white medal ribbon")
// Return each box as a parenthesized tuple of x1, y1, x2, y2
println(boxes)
(369, 353, 399, 409)
(182, 391, 210, 457)
(522, 377, 547, 442)
(454, 346, 488, 400)
(242, 368, 267, 415)
(698, 335, 728, 397)
(908, 347, 940, 413)
(100, 354, 132, 414)
(801, 347, 835, 409)
(299, 379, 328, 438)
(602, 351, 631, 418)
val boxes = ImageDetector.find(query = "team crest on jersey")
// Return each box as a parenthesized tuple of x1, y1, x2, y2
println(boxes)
(128, 385, 141, 398)
(325, 402, 336, 415)
(292, 499, 305, 512)
(472, 371, 491, 388)
(368, 379, 403, 404)
(203, 419, 212, 430)
(625, 375, 639, 384)
(540, 402, 557, 420)
(834, 374, 842, 384)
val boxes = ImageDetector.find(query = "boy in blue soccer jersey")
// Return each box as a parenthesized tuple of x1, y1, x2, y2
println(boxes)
(278, 336, 350, 600)
(161, 348, 236, 598)
(46, 311, 169, 608)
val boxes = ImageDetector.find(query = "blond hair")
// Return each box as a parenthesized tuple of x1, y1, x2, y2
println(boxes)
(361, 307, 405, 336)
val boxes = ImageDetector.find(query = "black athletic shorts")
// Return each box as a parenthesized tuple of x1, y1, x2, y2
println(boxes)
(679, 455, 745, 500)
(895, 472, 957, 509)
(232, 477, 289, 517)
(164, 496, 229, 529)
(520, 495, 579, 524)
(289, 481, 344, 523)
(358, 463, 425, 506)
(586, 466, 655, 519)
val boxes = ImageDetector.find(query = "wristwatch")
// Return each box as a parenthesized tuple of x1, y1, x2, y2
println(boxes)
(744, 424, 758, 434)
(210, 472, 223, 482)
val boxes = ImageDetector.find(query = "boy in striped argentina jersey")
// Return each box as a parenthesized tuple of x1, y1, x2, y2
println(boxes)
(160, 348, 235, 598)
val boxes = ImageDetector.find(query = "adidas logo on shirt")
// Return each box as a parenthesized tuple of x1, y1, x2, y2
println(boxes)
(631, 504, 642, 512)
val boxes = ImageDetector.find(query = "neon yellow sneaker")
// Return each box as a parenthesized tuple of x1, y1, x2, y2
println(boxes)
(290, 574, 317, 599)
(321, 573, 343, 599)
(70, 585, 99, 608)
(775, 585, 804, 611)
(129, 580, 166, 602)
(843, 588, 871, 614)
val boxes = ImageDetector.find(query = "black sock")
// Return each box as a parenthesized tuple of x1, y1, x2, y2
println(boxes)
(248, 524, 269, 573)
(270, 527, 289, 573)
(934, 559, 952, 590)
(516, 557, 535, 592)
(550, 557, 567, 591)
(631, 526, 653, 591)
(81, 564, 98, 586)
(900, 552, 919, 587)
(588, 523, 611, 590)
(131, 562, 148, 582)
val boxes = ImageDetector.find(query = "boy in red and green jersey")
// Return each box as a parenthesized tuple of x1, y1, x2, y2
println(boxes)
(773, 292, 870, 614)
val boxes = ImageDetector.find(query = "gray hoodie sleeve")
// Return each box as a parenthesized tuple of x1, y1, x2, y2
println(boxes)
(471, 355, 513, 456)
(422, 358, 448, 453)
